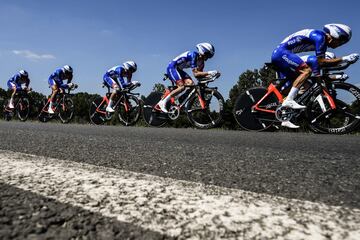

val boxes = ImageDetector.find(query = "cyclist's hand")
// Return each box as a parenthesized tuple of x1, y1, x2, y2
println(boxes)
(342, 53, 359, 64)
(67, 83, 74, 89)
(131, 81, 141, 87)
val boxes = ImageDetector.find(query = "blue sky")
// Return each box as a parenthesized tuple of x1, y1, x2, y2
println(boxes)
(0, 0, 359, 98)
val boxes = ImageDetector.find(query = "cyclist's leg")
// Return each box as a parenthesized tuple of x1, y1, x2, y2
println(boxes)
(272, 49, 311, 108)
(103, 75, 119, 112)
(7, 81, 17, 108)
(48, 79, 59, 114)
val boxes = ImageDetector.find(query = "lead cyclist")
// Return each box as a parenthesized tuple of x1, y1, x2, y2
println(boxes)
(271, 23, 359, 128)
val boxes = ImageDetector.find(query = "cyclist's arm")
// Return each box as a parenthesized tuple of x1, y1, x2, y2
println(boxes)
(192, 68, 209, 78)
(317, 57, 343, 67)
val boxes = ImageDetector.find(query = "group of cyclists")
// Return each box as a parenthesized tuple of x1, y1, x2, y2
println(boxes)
(4, 23, 359, 129)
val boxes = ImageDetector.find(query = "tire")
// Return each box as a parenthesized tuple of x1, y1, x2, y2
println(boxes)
(307, 82, 360, 134)
(143, 92, 168, 127)
(186, 89, 224, 129)
(17, 98, 30, 121)
(59, 97, 74, 124)
(233, 87, 278, 131)
(117, 95, 141, 126)
(89, 97, 107, 125)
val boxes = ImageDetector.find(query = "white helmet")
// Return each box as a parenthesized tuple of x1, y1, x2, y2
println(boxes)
(122, 61, 137, 73)
(325, 52, 336, 59)
(19, 70, 28, 77)
(324, 24, 352, 45)
(196, 42, 215, 58)
(63, 65, 73, 73)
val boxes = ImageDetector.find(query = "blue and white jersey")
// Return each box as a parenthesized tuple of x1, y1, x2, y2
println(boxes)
(104, 65, 129, 88)
(48, 68, 73, 89)
(278, 29, 327, 57)
(168, 51, 204, 70)
(8, 73, 29, 86)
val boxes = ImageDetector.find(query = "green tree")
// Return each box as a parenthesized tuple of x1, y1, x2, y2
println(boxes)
(153, 83, 165, 92)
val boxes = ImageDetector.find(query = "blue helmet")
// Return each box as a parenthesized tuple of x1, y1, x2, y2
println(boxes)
(19, 70, 28, 78)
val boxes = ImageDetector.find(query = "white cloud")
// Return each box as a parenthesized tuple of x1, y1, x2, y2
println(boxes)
(12, 50, 56, 61)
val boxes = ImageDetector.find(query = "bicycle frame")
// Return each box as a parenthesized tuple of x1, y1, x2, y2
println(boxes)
(253, 77, 337, 116)
(4, 92, 29, 113)
(95, 86, 140, 115)
(41, 90, 72, 114)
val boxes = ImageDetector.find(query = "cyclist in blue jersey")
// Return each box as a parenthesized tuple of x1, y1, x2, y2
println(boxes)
(271, 23, 359, 128)
(48, 65, 74, 114)
(157, 43, 220, 113)
(103, 61, 138, 112)
(7, 70, 31, 109)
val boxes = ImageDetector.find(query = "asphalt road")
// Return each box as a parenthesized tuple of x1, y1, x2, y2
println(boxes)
(0, 121, 359, 239)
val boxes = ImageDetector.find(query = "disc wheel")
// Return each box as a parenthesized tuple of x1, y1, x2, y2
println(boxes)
(143, 92, 168, 127)
(89, 97, 108, 125)
(233, 87, 278, 131)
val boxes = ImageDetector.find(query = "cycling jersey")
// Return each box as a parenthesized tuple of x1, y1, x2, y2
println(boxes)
(167, 51, 204, 82)
(103, 66, 129, 88)
(272, 29, 327, 79)
(7, 73, 29, 91)
(300, 55, 320, 76)
(48, 68, 73, 89)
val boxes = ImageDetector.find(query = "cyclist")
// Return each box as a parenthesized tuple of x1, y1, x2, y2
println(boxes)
(157, 42, 220, 113)
(272, 24, 358, 112)
(103, 61, 138, 113)
(7, 70, 31, 109)
(48, 65, 74, 114)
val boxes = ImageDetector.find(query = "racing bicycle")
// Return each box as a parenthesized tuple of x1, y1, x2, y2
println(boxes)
(38, 84, 78, 123)
(233, 61, 360, 134)
(143, 73, 224, 129)
(3, 89, 31, 121)
(89, 82, 142, 126)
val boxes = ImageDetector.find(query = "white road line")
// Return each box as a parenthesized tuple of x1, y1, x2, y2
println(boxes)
(0, 150, 359, 239)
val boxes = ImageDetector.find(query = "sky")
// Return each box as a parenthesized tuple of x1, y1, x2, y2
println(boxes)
(0, 0, 359, 98)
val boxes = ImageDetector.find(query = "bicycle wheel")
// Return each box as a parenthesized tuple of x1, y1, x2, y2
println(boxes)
(307, 82, 360, 134)
(143, 92, 168, 127)
(186, 89, 224, 129)
(59, 97, 74, 123)
(3, 100, 13, 121)
(233, 87, 278, 131)
(89, 97, 108, 125)
(17, 98, 30, 121)
(117, 95, 141, 126)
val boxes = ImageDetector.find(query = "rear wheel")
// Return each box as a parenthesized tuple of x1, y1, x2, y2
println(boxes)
(186, 89, 224, 129)
(233, 87, 278, 131)
(307, 82, 360, 134)
(17, 98, 30, 121)
(118, 95, 141, 126)
(59, 97, 74, 123)
(89, 97, 107, 125)
(143, 92, 168, 127)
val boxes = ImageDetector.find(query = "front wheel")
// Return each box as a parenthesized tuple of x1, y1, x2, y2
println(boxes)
(186, 89, 224, 129)
(307, 82, 360, 134)
(59, 97, 74, 123)
(118, 95, 141, 126)
(233, 87, 278, 131)
(17, 98, 30, 121)
(143, 92, 168, 127)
